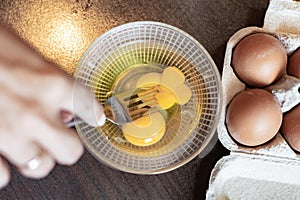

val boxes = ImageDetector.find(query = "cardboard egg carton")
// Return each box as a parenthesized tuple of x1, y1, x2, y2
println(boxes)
(207, 0, 300, 199)
(218, 28, 300, 160)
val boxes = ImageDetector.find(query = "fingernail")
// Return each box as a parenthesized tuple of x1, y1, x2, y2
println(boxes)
(97, 113, 106, 126)
(94, 101, 106, 126)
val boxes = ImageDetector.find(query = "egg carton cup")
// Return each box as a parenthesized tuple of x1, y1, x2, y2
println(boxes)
(206, 154, 300, 199)
(207, 0, 300, 199)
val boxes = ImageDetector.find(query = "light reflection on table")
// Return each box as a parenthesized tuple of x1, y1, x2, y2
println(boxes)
(0, 0, 113, 74)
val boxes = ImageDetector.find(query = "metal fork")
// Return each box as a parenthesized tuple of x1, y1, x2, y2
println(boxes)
(67, 86, 159, 127)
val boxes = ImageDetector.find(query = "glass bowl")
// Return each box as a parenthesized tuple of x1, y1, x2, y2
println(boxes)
(73, 21, 222, 174)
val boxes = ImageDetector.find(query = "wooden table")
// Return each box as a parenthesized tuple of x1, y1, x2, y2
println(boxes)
(0, 0, 269, 199)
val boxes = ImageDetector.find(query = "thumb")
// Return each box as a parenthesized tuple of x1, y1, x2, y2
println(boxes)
(63, 79, 106, 127)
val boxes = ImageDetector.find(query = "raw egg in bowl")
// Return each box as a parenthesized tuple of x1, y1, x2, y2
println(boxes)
(73, 21, 222, 174)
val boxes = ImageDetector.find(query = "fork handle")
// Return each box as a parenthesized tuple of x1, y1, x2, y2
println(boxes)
(65, 118, 86, 128)
(65, 104, 113, 128)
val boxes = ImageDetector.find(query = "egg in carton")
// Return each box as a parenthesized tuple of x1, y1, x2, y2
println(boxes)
(207, 0, 300, 199)
(219, 26, 300, 158)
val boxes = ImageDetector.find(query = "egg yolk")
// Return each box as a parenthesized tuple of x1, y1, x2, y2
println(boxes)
(122, 111, 166, 146)
(137, 84, 177, 109)
(136, 66, 192, 109)
(123, 126, 166, 146)
(160, 66, 185, 88)
(121, 66, 192, 146)
(154, 86, 178, 109)
(132, 114, 152, 127)
(136, 72, 161, 88)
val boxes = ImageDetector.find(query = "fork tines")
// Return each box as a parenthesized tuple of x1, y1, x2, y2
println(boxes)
(125, 86, 159, 120)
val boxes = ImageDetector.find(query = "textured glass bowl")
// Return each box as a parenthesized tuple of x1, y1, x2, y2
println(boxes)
(73, 21, 222, 174)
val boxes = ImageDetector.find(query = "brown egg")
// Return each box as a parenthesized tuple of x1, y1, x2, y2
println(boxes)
(281, 104, 300, 152)
(232, 33, 287, 87)
(288, 48, 300, 79)
(226, 89, 282, 146)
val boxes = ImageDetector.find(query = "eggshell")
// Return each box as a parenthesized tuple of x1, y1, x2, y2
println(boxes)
(281, 104, 300, 152)
(232, 33, 287, 87)
(288, 48, 300, 79)
(226, 89, 282, 146)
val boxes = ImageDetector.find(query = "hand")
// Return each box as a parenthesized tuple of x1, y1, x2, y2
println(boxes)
(0, 24, 106, 188)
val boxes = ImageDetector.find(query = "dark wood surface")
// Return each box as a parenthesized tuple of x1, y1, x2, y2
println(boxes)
(0, 0, 269, 199)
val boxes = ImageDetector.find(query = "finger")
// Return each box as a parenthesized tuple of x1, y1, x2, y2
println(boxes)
(30, 118, 84, 165)
(63, 79, 106, 127)
(11, 64, 105, 127)
(0, 139, 55, 179)
(0, 157, 10, 189)
(61, 110, 73, 123)
(0, 23, 43, 68)
(0, 136, 41, 167)
(18, 151, 55, 179)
